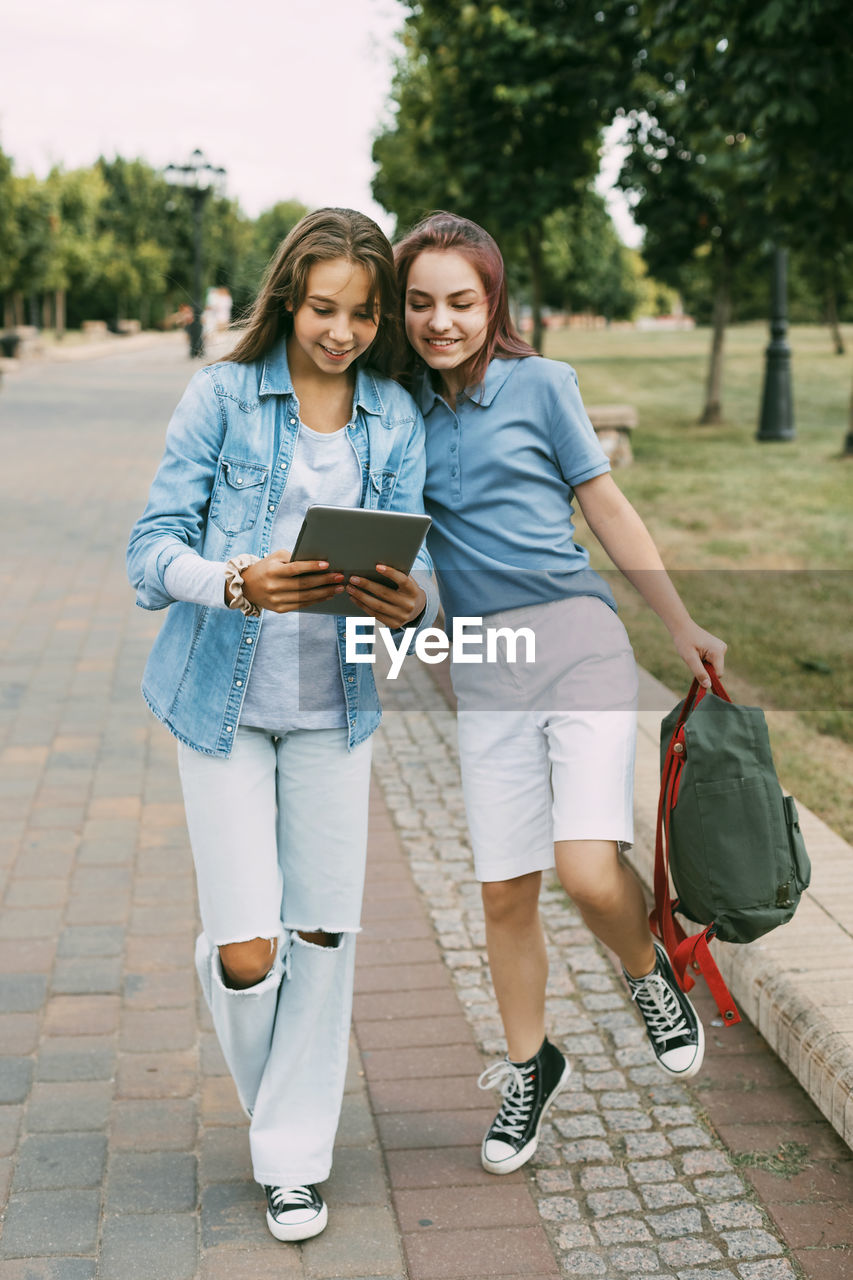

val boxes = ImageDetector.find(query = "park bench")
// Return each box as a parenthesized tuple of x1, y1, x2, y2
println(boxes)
(82, 320, 109, 340)
(587, 403, 637, 466)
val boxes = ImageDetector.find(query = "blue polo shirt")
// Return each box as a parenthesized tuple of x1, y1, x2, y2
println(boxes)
(418, 355, 616, 621)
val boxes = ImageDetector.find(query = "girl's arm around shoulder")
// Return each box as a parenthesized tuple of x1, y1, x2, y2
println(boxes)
(574, 472, 727, 687)
(127, 368, 226, 611)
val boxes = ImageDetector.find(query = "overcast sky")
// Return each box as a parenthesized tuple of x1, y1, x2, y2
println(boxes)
(0, 0, 640, 244)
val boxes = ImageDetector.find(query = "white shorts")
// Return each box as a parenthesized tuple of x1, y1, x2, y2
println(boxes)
(452, 596, 638, 883)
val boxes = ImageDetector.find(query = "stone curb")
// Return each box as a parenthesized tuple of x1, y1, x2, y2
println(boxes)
(631, 667, 853, 1153)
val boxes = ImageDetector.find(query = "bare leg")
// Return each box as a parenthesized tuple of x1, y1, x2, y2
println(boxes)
(481, 871, 547, 1063)
(554, 840, 655, 978)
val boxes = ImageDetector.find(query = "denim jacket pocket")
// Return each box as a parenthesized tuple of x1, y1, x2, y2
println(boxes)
(209, 458, 269, 533)
(367, 469, 398, 510)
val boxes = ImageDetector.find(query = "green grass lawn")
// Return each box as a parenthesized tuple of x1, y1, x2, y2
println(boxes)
(543, 322, 853, 841)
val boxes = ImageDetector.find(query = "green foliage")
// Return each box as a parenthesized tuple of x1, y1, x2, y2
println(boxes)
(542, 189, 639, 319)
(373, 0, 639, 346)
(229, 200, 309, 318)
(0, 149, 308, 331)
(0, 144, 19, 295)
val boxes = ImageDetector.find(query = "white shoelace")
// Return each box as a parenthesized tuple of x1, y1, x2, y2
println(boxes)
(630, 972, 689, 1045)
(477, 1059, 535, 1140)
(269, 1185, 315, 1212)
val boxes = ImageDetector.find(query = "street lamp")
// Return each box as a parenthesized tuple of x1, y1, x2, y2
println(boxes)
(756, 246, 795, 442)
(164, 149, 226, 358)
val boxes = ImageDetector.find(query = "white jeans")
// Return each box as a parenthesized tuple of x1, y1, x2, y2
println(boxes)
(178, 726, 373, 1185)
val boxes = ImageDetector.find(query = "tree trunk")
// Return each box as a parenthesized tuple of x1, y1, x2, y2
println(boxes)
(700, 259, 730, 423)
(826, 287, 845, 355)
(843, 370, 853, 456)
(524, 223, 545, 354)
(42, 294, 53, 331)
(55, 289, 66, 340)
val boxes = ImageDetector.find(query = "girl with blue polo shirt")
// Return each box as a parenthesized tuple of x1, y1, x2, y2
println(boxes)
(128, 209, 436, 1242)
(394, 212, 726, 1177)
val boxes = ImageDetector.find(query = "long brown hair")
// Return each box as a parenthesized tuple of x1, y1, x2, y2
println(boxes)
(393, 211, 536, 391)
(226, 208, 401, 374)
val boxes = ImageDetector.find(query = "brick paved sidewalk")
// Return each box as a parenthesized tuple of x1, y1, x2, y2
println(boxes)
(2, 345, 851, 1279)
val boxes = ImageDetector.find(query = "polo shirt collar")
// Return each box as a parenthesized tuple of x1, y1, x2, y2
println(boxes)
(415, 357, 520, 413)
(259, 337, 384, 416)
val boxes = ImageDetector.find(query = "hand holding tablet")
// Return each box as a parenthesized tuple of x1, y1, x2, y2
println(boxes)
(287, 505, 431, 619)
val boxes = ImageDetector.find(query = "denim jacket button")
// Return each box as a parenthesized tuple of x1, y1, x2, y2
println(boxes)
(290, 417, 297, 425)
(280, 462, 287, 469)
(245, 637, 253, 645)
(235, 680, 243, 687)
(225, 725, 233, 732)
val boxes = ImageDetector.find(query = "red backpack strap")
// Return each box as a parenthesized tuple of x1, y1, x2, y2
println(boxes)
(674, 928, 741, 1027)
(652, 726, 693, 988)
(652, 661, 731, 996)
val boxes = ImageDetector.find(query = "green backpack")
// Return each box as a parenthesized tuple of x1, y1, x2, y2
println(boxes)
(652, 664, 811, 1026)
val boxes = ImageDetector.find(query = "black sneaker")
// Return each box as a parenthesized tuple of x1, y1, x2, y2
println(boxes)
(265, 1184, 328, 1241)
(624, 941, 704, 1079)
(477, 1036, 571, 1174)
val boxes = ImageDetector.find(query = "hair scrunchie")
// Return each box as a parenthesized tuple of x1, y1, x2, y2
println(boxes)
(224, 554, 261, 617)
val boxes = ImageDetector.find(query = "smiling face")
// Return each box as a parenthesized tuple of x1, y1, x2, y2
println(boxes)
(287, 258, 378, 379)
(404, 250, 490, 394)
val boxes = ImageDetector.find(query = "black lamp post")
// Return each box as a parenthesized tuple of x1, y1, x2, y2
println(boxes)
(164, 149, 226, 358)
(756, 246, 795, 441)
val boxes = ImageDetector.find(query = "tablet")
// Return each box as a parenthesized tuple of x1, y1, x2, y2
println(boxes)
(290, 505, 432, 616)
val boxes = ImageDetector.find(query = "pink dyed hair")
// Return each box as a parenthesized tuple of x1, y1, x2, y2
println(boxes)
(393, 211, 536, 390)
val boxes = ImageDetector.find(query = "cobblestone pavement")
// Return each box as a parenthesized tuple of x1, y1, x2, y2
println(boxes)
(370, 662, 853, 1280)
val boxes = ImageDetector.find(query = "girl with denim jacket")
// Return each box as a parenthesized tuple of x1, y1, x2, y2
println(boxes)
(394, 212, 725, 1179)
(128, 209, 436, 1243)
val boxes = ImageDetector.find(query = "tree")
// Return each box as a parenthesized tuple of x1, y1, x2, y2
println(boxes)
(541, 189, 639, 321)
(8, 175, 55, 327)
(229, 200, 309, 317)
(619, 96, 767, 421)
(0, 144, 19, 320)
(635, 0, 853, 449)
(374, 0, 638, 350)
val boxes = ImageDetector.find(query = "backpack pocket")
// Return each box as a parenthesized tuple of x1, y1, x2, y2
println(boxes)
(688, 774, 793, 942)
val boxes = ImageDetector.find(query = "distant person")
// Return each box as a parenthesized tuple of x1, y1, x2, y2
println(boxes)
(394, 211, 726, 1176)
(128, 209, 437, 1243)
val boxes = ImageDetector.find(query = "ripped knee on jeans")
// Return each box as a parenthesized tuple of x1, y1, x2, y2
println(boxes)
(295, 929, 343, 949)
(219, 936, 278, 988)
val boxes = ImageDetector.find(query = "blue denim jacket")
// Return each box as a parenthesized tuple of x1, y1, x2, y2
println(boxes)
(127, 340, 438, 757)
